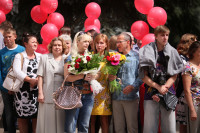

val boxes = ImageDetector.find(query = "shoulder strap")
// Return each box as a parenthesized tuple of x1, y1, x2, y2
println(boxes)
(19, 53, 24, 70)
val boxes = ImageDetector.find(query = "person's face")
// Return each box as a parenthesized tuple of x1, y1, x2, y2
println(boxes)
(4, 33, 17, 48)
(137, 40, 142, 48)
(25, 37, 38, 52)
(116, 35, 129, 53)
(77, 38, 90, 53)
(193, 47, 200, 62)
(95, 39, 107, 53)
(155, 32, 169, 47)
(64, 40, 71, 54)
(52, 40, 63, 55)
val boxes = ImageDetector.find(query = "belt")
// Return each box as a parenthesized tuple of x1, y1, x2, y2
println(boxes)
(81, 90, 92, 94)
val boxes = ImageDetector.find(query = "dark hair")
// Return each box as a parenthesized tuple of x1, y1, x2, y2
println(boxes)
(188, 41, 200, 60)
(93, 34, 109, 54)
(59, 26, 71, 35)
(177, 33, 197, 56)
(22, 32, 37, 44)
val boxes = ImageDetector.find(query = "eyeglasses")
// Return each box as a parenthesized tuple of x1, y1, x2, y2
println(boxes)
(116, 40, 127, 44)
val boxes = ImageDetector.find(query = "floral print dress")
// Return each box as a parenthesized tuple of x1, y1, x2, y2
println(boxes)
(182, 62, 200, 106)
(91, 63, 112, 115)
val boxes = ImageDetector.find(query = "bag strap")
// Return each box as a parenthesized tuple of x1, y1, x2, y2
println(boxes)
(19, 53, 24, 70)
(61, 74, 74, 89)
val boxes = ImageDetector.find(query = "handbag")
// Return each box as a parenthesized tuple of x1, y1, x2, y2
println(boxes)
(53, 74, 82, 110)
(157, 90, 178, 111)
(3, 53, 24, 92)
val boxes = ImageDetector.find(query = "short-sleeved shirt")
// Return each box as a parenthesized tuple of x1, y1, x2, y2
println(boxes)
(182, 62, 200, 106)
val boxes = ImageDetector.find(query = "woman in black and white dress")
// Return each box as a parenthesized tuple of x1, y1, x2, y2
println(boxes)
(13, 34, 41, 133)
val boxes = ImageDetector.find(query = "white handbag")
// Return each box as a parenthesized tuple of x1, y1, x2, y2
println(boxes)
(3, 53, 24, 92)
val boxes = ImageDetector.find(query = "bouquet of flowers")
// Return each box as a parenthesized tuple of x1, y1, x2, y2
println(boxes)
(67, 52, 105, 95)
(102, 52, 126, 93)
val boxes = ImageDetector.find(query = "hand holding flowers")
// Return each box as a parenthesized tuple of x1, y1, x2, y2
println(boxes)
(102, 52, 126, 93)
(67, 53, 104, 95)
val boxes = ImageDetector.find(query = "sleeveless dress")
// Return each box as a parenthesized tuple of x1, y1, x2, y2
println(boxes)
(91, 63, 112, 115)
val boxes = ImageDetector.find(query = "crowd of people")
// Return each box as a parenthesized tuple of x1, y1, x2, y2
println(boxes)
(0, 20, 200, 133)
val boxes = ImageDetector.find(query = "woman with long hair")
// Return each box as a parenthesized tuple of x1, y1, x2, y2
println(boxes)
(90, 34, 112, 133)
(64, 31, 95, 133)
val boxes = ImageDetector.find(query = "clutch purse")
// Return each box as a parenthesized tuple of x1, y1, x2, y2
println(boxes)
(3, 53, 24, 92)
(53, 74, 82, 110)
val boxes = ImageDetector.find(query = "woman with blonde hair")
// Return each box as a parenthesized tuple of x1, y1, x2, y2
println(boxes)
(64, 31, 96, 133)
(36, 37, 67, 133)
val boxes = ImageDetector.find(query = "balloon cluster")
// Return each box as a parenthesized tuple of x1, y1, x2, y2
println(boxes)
(131, 0, 167, 47)
(0, 0, 13, 24)
(31, 0, 65, 54)
(84, 2, 101, 33)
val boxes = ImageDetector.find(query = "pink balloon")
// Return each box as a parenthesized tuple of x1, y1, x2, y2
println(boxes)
(40, 23, 58, 43)
(84, 18, 101, 29)
(131, 21, 149, 40)
(0, 10, 6, 24)
(36, 44, 49, 54)
(85, 25, 100, 33)
(40, 0, 58, 14)
(147, 7, 167, 28)
(85, 2, 101, 19)
(134, 0, 154, 14)
(0, 0, 13, 14)
(47, 12, 65, 30)
(141, 33, 155, 48)
(31, 5, 48, 24)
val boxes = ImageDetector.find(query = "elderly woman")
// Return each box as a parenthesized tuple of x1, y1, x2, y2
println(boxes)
(182, 41, 200, 133)
(36, 37, 67, 133)
(64, 31, 95, 133)
(13, 34, 41, 133)
(59, 34, 72, 56)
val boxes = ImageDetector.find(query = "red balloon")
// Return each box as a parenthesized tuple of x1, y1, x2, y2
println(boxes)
(131, 21, 149, 40)
(85, 2, 101, 19)
(147, 7, 167, 28)
(31, 5, 48, 24)
(36, 44, 49, 54)
(0, 0, 13, 14)
(47, 12, 65, 30)
(134, 0, 154, 14)
(85, 25, 100, 33)
(141, 33, 155, 48)
(84, 18, 101, 30)
(0, 10, 6, 24)
(40, 0, 58, 14)
(41, 23, 58, 43)
(42, 40, 50, 46)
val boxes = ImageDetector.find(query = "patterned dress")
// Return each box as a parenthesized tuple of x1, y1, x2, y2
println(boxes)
(182, 62, 200, 106)
(14, 58, 39, 118)
(91, 63, 112, 115)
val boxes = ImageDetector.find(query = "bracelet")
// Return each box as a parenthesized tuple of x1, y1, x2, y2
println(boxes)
(83, 74, 86, 80)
